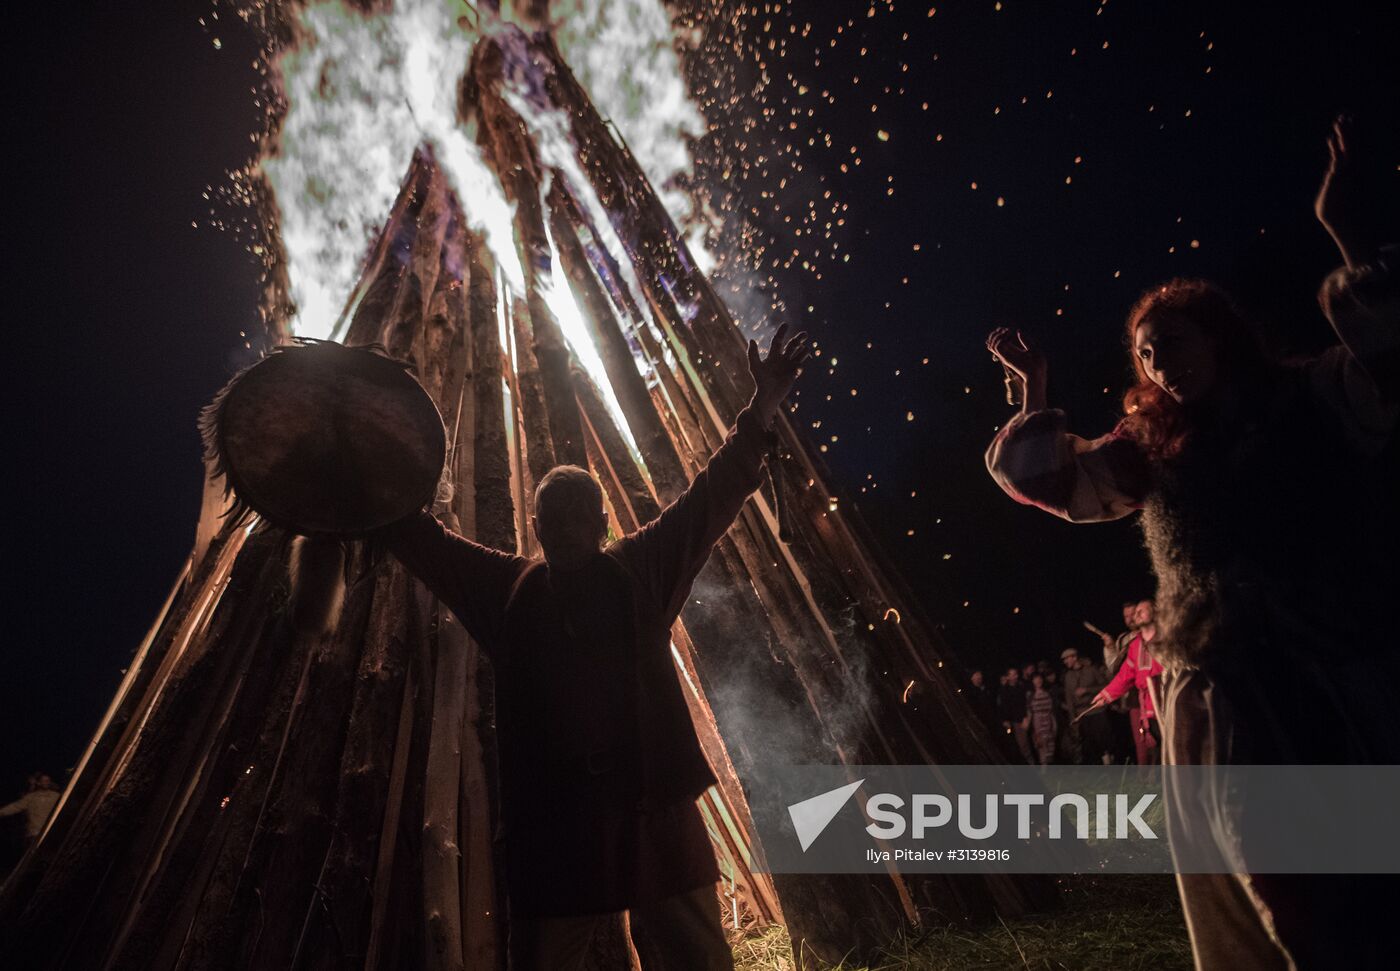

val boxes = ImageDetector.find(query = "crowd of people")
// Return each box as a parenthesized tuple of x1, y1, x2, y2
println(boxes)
(965, 599, 1165, 767)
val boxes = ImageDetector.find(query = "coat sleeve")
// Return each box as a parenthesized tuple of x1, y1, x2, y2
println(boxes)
(1310, 245, 1400, 453)
(985, 409, 1150, 523)
(612, 406, 773, 624)
(1101, 645, 1139, 703)
(376, 510, 528, 658)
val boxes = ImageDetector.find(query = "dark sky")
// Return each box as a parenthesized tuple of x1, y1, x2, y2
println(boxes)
(6, 0, 1397, 800)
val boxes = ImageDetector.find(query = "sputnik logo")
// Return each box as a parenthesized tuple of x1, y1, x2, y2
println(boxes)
(787, 779, 864, 851)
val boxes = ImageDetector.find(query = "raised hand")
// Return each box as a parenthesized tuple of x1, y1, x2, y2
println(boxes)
(748, 323, 812, 426)
(986, 327, 1048, 412)
(1315, 114, 1374, 270)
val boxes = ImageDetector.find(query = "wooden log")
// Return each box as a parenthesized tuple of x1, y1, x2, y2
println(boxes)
(422, 618, 468, 971)
(459, 233, 511, 971)
(508, 295, 558, 488)
(190, 562, 376, 971)
(466, 242, 515, 555)
(470, 42, 586, 470)
(561, 187, 723, 465)
(115, 606, 308, 970)
(400, 162, 454, 356)
(495, 296, 535, 553)
(572, 367, 660, 527)
(675, 552, 913, 962)
(420, 217, 471, 431)
(167, 616, 323, 970)
(548, 180, 688, 500)
(291, 566, 415, 968)
(456, 633, 503, 971)
(342, 151, 436, 347)
(103, 560, 309, 970)
(377, 576, 436, 971)
(532, 34, 750, 426)
(2, 530, 273, 970)
(419, 211, 477, 971)
(365, 664, 419, 971)
(0, 520, 242, 927)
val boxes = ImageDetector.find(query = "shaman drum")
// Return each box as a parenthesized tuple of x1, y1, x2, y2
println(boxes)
(206, 341, 446, 536)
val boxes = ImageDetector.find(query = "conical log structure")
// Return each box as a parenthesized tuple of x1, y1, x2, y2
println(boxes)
(0, 28, 1051, 971)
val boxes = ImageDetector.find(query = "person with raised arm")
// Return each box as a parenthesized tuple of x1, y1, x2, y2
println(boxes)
(379, 324, 810, 971)
(985, 117, 1398, 969)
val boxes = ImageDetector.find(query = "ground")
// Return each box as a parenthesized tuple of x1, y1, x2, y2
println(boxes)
(731, 874, 1191, 970)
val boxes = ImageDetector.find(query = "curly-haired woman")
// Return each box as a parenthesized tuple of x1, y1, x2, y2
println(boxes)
(986, 117, 1397, 969)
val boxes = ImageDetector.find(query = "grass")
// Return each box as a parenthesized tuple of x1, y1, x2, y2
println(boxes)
(732, 874, 1192, 970)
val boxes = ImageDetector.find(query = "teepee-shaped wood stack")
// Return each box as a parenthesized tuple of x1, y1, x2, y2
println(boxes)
(0, 26, 1048, 971)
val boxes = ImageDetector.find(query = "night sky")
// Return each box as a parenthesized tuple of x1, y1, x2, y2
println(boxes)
(6, 0, 1397, 808)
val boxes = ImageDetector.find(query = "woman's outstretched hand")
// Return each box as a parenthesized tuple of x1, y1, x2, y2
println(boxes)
(1315, 115, 1375, 270)
(987, 327, 1048, 413)
(748, 323, 812, 427)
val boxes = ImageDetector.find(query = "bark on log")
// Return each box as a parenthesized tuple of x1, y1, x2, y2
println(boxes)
(563, 189, 724, 465)
(467, 242, 515, 555)
(107, 574, 307, 971)
(507, 295, 559, 489)
(461, 227, 510, 971)
(423, 623, 468, 971)
(293, 567, 415, 968)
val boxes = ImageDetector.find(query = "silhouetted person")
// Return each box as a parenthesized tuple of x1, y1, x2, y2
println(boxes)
(966, 669, 998, 733)
(1023, 672, 1058, 766)
(379, 326, 810, 971)
(997, 667, 1033, 764)
(1062, 648, 1110, 764)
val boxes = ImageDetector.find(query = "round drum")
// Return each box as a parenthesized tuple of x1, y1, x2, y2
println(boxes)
(208, 341, 446, 536)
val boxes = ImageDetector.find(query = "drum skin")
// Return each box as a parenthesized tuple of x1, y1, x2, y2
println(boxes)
(212, 341, 446, 536)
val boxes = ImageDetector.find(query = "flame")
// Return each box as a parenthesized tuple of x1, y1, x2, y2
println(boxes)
(258, 0, 712, 341)
(545, 0, 713, 270)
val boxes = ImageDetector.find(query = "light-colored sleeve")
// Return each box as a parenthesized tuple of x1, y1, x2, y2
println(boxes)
(1310, 246, 1400, 454)
(985, 409, 1149, 524)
